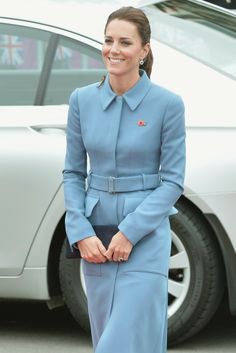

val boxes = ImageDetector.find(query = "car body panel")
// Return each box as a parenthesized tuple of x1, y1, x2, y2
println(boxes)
(0, 107, 66, 275)
(0, 268, 49, 299)
(24, 184, 65, 269)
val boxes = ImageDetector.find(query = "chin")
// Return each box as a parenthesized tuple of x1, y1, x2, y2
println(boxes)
(107, 68, 124, 76)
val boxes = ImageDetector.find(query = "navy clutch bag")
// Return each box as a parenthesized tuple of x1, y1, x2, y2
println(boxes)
(66, 225, 119, 259)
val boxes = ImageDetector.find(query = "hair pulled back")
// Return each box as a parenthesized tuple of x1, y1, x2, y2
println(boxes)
(104, 6, 153, 78)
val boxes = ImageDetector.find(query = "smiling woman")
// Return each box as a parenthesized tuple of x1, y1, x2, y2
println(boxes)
(63, 5, 186, 353)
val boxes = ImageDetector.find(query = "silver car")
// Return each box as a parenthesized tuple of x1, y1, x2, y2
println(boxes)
(0, 0, 235, 345)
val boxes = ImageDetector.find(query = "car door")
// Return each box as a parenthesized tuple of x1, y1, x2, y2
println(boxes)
(0, 21, 105, 276)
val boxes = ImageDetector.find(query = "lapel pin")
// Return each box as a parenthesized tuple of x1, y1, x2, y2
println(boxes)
(137, 120, 147, 126)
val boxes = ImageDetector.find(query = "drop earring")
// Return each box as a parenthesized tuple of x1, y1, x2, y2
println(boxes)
(139, 59, 144, 65)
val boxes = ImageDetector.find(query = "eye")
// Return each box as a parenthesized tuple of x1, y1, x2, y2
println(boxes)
(104, 38, 113, 44)
(121, 41, 132, 46)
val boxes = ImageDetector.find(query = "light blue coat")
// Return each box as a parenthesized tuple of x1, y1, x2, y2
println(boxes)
(63, 70, 186, 353)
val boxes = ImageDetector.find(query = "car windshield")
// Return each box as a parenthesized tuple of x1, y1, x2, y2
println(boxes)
(143, 0, 236, 79)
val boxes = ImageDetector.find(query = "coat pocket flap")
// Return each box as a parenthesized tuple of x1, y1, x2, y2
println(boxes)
(123, 198, 178, 217)
(85, 195, 99, 217)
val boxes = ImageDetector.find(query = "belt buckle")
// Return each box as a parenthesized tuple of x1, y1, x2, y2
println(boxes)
(108, 176, 116, 193)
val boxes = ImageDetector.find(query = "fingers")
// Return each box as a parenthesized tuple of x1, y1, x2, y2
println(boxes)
(105, 245, 130, 262)
(97, 241, 107, 259)
(83, 244, 107, 263)
(104, 231, 133, 262)
(104, 246, 113, 262)
(78, 236, 107, 263)
(104, 244, 129, 262)
(113, 249, 130, 262)
(82, 249, 107, 263)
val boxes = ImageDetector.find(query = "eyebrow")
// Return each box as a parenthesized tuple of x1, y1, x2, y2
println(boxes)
(104, 35, 133, 40)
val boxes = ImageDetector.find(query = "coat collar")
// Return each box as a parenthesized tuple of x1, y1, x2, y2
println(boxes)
(99, 70, 152, 111)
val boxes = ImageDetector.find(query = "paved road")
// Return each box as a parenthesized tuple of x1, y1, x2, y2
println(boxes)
(0, 297, 235, 353)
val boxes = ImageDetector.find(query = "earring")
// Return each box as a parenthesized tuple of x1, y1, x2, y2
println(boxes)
(139, 59, 144, 65)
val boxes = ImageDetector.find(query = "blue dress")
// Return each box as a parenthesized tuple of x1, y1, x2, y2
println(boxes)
(63, 70, 186, 353)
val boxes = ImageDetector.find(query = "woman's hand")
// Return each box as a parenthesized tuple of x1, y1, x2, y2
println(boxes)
(104, 231, 133, 262)
(77, 236, 107, 263)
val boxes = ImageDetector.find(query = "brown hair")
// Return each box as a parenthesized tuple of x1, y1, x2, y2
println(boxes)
(104, 6, 153, 78)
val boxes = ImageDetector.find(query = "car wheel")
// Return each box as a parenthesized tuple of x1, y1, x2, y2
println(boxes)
(59, 241, 90, 332)
(168, 200, 225, 345)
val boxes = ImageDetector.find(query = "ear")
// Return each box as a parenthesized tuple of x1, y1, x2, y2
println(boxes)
(141, 42, 150, 61)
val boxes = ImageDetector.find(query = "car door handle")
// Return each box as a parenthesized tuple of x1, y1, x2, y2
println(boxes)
(30, 125, 66, 136)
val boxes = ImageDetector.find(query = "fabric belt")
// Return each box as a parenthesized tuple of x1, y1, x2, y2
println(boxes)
(87, 173, 161, 193)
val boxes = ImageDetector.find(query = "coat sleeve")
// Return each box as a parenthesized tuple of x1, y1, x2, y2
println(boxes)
(63, 89, 96, 249)
(118, 94, 186, 245)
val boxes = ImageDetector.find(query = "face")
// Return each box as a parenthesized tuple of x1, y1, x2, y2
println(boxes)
(102, 19, 149, 78)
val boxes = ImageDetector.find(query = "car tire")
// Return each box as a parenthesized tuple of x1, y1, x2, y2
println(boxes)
(168, 200, 225, 345)
(59, 241, 90, 332)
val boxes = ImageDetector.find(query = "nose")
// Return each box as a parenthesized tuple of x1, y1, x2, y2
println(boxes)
(110, 43, 121, 54)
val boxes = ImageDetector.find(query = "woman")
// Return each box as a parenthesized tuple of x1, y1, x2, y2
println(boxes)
(63, 6, 185, 353)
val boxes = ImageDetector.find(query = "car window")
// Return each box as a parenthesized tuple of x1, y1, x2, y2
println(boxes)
(144, 0, 236, 79)
(0, 24, 50, 105)
(44, 36, 106, 105)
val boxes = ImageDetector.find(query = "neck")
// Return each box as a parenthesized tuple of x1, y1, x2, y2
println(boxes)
(109, 72, 141, 96)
